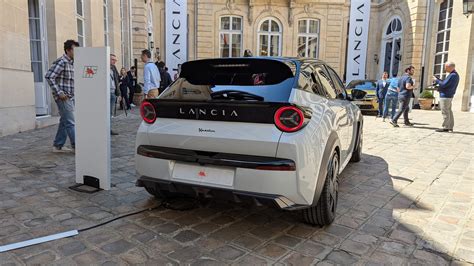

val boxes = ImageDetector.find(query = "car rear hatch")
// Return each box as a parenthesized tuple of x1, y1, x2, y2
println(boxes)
(141, 58, 297, 158)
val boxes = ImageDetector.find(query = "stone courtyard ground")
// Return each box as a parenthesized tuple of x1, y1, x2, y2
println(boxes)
(0, 108, 473, 265)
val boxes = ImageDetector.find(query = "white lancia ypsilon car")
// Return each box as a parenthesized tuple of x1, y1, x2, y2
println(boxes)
(135, 58, 365, 225)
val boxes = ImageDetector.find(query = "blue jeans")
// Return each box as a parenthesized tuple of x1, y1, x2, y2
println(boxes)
(110, 93, 116, 117)
(383, 96, 398, 119)
(110, 92, 116, 127)
(54, 99, 75, 148)
(392, 97, 411, 124)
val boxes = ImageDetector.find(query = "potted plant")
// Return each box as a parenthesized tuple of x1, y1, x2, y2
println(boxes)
(418, 90, 435, 110)
(133, 83, 144, 106)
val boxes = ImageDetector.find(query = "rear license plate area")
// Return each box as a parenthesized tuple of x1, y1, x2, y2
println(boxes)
(172, 162, 235, 187)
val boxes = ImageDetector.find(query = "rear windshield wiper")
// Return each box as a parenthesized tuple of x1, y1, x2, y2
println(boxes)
(210, 90, 264, 101)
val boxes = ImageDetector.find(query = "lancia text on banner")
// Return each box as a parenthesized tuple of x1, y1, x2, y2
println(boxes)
(346, 0, 371, 83)
(166, 0, 188, 79)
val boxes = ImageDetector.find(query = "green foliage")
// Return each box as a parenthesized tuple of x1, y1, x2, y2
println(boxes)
(419, 90, 434, 99)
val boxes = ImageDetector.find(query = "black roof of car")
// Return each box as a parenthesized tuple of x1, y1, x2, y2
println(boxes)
(186, 57, 326, 65)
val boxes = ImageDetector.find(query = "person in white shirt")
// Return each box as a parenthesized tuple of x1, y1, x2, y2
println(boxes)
(141, 49, 161, 98)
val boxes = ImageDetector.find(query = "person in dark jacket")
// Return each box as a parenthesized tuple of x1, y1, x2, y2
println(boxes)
(156, 61, 172, 93)
(432, 61, 459, 132)
(127, 66, 137, 107)
(119, 67, 131, 110)
(375, 72, 390, 117)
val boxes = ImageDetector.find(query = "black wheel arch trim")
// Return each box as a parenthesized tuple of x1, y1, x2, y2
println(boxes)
(351, 115, 364, 154)
(311, 131, 341, 206)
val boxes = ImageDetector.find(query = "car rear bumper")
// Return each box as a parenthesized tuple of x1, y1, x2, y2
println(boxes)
(135, 145, 313, 207)
(136, 175, 309, 210)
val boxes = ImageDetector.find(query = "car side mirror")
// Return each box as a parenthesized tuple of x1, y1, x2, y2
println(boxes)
(351, 89, 367, 100)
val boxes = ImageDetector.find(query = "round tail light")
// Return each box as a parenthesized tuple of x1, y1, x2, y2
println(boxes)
(140, 101, 156, 124)
(274, 106, 305, 132)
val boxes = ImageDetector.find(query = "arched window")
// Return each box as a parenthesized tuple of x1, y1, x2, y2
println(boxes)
(433, 0, 453, 79)
(219, 16, 242, 57)
(297, 19, 319, 58)
(257, 18, 282, 56)
(381, 17, 403, 77)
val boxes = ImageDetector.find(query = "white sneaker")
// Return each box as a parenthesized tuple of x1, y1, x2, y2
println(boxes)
(53, 146, 73, 153)
(130, 104, 136, 107)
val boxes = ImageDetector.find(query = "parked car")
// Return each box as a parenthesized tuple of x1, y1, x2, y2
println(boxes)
(135, 58, 364, 225)
(345, 80, 378, 114)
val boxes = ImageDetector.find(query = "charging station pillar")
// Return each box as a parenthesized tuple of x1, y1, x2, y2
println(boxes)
(74, 47, 111, 190)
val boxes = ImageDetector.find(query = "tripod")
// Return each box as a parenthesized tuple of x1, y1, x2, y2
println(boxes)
(113, 95, 128, 117)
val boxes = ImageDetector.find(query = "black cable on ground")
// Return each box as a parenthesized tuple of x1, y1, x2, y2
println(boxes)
(78, 204, 162, 232)
(78, 197, 201, 232)
(0, 198, 202, 252)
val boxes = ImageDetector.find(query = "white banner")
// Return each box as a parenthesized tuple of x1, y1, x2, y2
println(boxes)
(346, 0, 371, 83)
(166, 0, 188, 79)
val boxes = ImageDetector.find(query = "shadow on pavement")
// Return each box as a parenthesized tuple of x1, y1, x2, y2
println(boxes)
(0, 115, 469, 264)
(412, 125, 474, 136)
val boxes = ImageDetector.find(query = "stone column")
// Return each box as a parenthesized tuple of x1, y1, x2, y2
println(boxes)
(448, 2, 474, 111)
(131, 0, 149, 83)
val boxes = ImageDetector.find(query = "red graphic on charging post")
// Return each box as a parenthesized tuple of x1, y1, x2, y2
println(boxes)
(198, 170, 206, 177)
(83, 66, 98, 78)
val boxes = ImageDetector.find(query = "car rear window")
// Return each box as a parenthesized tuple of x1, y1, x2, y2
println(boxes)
(159, 58, 296, 102)
(347, 80, 376, 90)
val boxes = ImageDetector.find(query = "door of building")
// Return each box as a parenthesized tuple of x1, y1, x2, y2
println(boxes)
(382, 38, 401, 78)
(28, 0, 49, 116)
(381, 17, 403, 78)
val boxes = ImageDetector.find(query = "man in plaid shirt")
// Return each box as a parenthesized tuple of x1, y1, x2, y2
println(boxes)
(45, 40, 79, 153)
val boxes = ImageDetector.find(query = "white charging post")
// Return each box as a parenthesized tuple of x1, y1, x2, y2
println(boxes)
(74, 47, 111, 190)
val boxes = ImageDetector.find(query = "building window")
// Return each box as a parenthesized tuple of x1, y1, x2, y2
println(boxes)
(433, 0, 453, 79)
(28, 0, 43, 82)
(381, 17, 403, 77)
(257, 18, 282, 56)
(103, 0, 109, 46)
(219, 16, 242, 57)
(76, 0, 85, 46)
(297, 19, 319, 58)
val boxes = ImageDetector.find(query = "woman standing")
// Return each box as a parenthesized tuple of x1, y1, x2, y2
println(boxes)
(119, 67, 131, 110)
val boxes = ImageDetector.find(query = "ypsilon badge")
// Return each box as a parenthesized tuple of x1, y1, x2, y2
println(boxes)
(83, 66, 98, 78)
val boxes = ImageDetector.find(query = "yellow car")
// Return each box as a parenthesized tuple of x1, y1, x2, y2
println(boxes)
(346, 80, 378, 114)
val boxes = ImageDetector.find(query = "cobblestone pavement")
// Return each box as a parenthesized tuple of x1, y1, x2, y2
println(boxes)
(0, 108, 473, 265)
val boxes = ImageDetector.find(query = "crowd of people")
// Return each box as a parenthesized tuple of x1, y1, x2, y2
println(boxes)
(44, 40, 178, 152)
(375, 62, 459, 132)
(43, 39, 460, 153)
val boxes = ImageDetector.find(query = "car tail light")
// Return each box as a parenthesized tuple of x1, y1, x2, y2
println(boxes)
(274, 106, 305, 132)
(140, 101, 156, 124)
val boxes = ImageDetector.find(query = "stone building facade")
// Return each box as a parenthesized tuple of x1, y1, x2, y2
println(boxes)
(150, 0, 473, 112)
(0, 0, 473, 136)
(0, 0, 134, 136)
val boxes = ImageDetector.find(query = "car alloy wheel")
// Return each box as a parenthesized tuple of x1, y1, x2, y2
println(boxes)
(302, 151, 340, 226)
